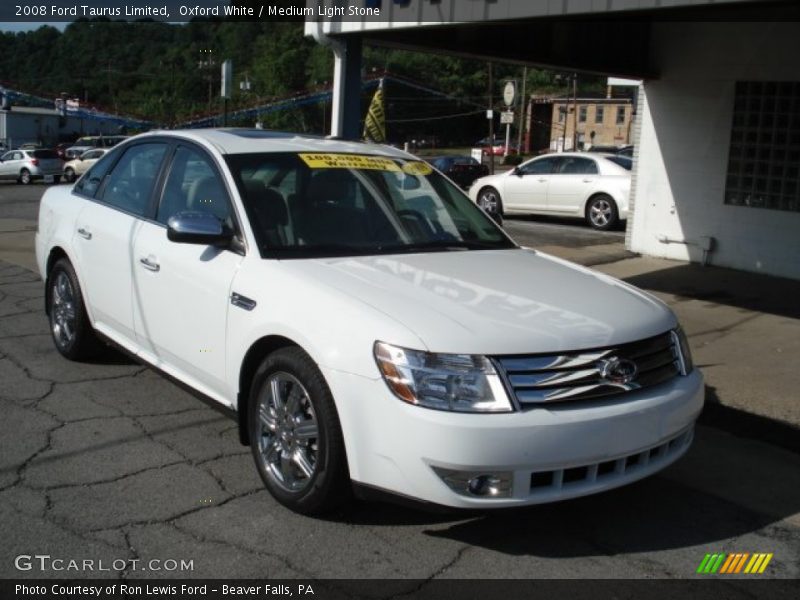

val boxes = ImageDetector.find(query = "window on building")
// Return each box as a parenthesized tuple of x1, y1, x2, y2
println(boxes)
(558, 106, 565, 123)
(595, 106, 604, 124)
(616, 106, 626, 124)
(579, 106, 587, 123)
(725, 81, 800, 213)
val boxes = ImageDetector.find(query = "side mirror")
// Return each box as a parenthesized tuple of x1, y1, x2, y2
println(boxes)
(167, 211, 233, 246)
(512, 167, 523, 177)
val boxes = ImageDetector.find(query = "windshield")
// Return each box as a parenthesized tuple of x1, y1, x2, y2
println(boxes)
(225, 152, 514, 259)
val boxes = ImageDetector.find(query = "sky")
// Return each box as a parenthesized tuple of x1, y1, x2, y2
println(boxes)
(0, 22, 68, 32)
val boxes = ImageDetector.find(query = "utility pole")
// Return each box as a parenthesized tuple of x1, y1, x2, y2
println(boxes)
(572, 73, 578, 151)
(517, 66, 527, 155)
(487, 62, 494, 175)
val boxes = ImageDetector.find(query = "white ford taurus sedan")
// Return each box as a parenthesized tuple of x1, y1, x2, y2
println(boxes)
(468, 152, 631, 230)
(36, 130, 702, 514)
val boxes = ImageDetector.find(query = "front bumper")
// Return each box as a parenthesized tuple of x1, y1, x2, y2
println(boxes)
(325, 367, 704, 508)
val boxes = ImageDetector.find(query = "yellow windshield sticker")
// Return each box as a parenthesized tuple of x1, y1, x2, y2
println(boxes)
(298, 153, 401, 172)
(401, 161, 433, 176)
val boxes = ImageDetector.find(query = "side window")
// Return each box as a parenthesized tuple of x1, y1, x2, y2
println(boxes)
(157, 145, 232, 227)
(520, 157, 559, 175)
(559, 157, 599, 175)
(13, 152, 23, 160)
(74, 148, 118, 198)
(1, 152, 13, 161)
(99, 143, 166, 217)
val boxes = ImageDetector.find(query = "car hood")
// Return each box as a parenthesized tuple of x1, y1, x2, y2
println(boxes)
(288, 248, 676, 355)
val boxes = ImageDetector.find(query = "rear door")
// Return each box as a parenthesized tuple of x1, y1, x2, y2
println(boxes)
(72, 141, 168, 350)
(503, 156, 561, 212)
(546, 156, 599, 214)
(132, 143, 243, 402)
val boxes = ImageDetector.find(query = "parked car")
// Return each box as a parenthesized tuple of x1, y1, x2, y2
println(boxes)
(476, 136, 518, 156)
(36, 130, 702, 514)
(0, 148, 63, 184)
(18, 142, 42, 150)
(426, 155, 489, 189)
(588, 144, 634, 158)
(63, 148, 109, 182)
(469, 152, 631, 230)
(65, 135, 127, 159)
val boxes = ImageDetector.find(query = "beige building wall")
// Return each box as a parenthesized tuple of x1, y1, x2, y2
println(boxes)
(549, 101, 634, 150)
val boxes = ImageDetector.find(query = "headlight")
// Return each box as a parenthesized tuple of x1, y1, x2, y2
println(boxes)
(673, 326, 694, 375)
(373, 341, 512, 413)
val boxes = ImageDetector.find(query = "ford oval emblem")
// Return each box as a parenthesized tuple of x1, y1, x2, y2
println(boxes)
(598, 357, 638, 384)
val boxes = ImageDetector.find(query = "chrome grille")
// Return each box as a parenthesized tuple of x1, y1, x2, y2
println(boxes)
(495, 331, 682, 407)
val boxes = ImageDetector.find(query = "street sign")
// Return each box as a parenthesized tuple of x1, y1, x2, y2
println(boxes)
(503, 81, 516, 107)
(500, 111, 514, 124)
(221, 60, 232, 99)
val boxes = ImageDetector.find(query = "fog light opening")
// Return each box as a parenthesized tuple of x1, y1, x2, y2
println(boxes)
(432, 467, 513, 499)
(468, 475, 502, 497)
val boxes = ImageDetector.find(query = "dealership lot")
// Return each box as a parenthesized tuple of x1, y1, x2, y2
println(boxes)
(0, 184, 798, 581)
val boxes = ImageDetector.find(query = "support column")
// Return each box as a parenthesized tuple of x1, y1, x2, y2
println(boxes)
(330, 37, 362, 139)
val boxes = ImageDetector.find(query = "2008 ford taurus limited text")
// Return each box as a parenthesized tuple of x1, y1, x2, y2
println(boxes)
(35, 129, 703, 514)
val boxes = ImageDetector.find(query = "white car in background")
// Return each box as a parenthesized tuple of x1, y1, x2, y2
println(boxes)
(0, 148, 63, 184)
(469, 152, 631, 230)
(35, 130, 702, 514)
(63, 148, 108, 182)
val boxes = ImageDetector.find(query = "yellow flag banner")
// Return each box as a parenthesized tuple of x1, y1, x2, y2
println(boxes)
(363, 80, 386, 143)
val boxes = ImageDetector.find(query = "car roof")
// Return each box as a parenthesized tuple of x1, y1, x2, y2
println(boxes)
(132, 128, 414, 159)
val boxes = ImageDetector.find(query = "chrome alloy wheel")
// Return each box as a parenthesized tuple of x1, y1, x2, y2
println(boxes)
(590, 198, 613, 227)
(479, 189, 499, 214)
(256, 372, 319, 492)
(51, 271, 77, 348)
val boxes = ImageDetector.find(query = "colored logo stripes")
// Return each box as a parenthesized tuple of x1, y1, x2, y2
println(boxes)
(697, 553, 773, 574)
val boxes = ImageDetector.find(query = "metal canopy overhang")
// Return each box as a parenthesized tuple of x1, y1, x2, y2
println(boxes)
(325, 0, 800, 80)
(362, 19, 654, 80)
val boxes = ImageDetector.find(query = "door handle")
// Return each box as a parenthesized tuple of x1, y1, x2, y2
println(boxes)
(77, 227, 92, 240)
(139, 257, 160, 272)
(537, 178, 547, 183)
(582, 178, 594, 183)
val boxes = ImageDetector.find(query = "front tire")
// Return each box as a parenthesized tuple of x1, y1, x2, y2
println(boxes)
(586, 194, 619, 231)
(478, 186, 504, 225)
(19, 169, 32, 185)
(47, 258, 101, 360)
(248, 347, 350, 515)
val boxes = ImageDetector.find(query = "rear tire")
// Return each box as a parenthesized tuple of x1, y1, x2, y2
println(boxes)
(47, 258, 102, 360)
(586, 194, 619, 231)
(19, 169, 31, 185)
(63, 168, 75, 183)
(478, 186, 504, 225)
(248, 347, 350, 515)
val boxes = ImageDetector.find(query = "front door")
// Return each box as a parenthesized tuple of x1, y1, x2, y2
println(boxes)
(503, 156, 561, 212)
(132, 144, 243, 402)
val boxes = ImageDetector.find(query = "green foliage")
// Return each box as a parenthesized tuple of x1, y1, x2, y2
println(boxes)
(0, 20, 604, 142)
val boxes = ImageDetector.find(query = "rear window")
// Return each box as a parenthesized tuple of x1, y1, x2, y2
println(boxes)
(607, 156, 633, 170)
(31, 150, 59, 159)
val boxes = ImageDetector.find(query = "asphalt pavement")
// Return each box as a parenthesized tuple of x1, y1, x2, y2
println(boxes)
(0, 183, 798, 582)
